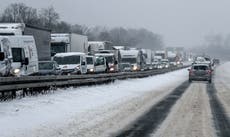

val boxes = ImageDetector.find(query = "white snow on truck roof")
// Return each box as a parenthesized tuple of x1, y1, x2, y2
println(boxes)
(120, 49, 139, 57)
(54, 52, 85, 57)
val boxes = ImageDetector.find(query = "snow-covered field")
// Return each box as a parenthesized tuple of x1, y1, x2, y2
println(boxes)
(0, 69, 188, 137)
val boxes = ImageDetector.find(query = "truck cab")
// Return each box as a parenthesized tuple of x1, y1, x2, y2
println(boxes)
(120, 49, 142, 71)
(0, 39, 11, 76)
(95, 52, 118, 72)
(0, 36, 39, 76)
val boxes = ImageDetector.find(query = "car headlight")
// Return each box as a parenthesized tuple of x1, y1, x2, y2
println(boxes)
(75, 66, 80, 70)
(110, 67, 115, 71)
(13, 69, 20, 74)
(89, 68, 94, 72)
(132, 66, 138, 70)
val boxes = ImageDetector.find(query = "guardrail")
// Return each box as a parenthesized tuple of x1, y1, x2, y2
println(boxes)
(0, 66, 189, 99)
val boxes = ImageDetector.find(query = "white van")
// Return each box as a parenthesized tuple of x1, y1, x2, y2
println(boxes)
(0, 36, 39, 76)
(53, 52, 87, 74)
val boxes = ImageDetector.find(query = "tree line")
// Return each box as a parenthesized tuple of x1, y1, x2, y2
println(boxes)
(0, 2, 164, 49)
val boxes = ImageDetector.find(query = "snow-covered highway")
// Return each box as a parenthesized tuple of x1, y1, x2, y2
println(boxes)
(1, 63, 230, 137)
(0, 68, 188, 137)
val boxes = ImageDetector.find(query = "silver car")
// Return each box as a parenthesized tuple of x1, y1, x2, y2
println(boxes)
(38, 61, 62, 76)
(188, 64, 212, 83)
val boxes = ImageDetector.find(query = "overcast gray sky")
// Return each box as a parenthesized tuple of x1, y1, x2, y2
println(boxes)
(0, 0, 230, 47)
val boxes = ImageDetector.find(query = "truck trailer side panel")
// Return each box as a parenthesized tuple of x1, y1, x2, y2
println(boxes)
(24, 25, 51, 61)
(69, 34, 88, 53)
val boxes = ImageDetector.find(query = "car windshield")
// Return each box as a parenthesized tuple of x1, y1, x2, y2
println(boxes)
(54, 55, 80, 65)
(86, 57, 93, 64)
(121, 58, 136, 64)
(193, 65, 208, 70)
(122, 63, 130, 68)
(95, 57, 104, 65)
(39, 62, 54, 70)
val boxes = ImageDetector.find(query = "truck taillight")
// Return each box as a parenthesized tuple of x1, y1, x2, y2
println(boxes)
(207, 70, 212, 74)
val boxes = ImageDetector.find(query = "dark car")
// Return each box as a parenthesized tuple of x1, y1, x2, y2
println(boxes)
(188, 64, 212, 83)
(38, 61, 62, 75)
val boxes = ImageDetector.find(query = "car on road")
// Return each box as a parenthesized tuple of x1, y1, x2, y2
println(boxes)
(188, 64, 212, 83)
(121, 63, 132, 72)
(38, 61, 62, 75)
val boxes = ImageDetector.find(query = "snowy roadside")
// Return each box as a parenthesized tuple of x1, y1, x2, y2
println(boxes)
(0, 68, 188, 137)
(214, 62, 230, 117)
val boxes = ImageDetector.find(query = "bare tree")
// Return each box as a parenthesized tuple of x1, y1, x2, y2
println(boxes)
(0, 3, 38, 24)
(39, 6, 59, 29)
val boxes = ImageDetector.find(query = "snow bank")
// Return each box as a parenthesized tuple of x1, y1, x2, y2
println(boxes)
(0, 68, 188, 137)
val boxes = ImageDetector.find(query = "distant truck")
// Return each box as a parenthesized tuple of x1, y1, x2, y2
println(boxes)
(51, 33, 88, 55)
(0, 36, 38, 76)
(155, 50, 167, 59)
(167, 51, 177, 66)
(88, 41, 113, 54)
(141, 49, 153, 70)
(120, 49, 142, 71)
(0, 23, 51, 61)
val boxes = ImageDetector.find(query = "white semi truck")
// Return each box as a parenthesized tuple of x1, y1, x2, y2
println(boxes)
(0, 36, 39, 76)
(51, 33, 88, 55)
(0, 23, 51, 61)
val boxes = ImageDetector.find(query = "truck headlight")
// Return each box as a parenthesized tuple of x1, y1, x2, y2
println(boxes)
(89, 68, 94, 72)
(13, 69, 20, 74)
(110, 67, 115, 71)
(132, 66, 138, 71)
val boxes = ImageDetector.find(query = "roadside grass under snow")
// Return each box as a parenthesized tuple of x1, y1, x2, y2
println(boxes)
(0, 68, 188, 137)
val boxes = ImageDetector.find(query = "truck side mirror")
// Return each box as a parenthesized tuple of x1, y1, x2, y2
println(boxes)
(0, 52, 5, 61)
(51, 52, 56, 57)
(81, 61, 86, 65)
(23, 58, 29, 65)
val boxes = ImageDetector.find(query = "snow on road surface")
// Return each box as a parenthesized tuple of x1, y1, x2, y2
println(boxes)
(214, 62, 230, 118)
(0, 69, 188, 137)
(151, 82, 215, 137)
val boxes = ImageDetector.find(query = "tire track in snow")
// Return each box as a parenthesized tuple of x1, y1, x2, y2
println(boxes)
(207, 83, 230, 137)
(114, 81, 190, 137)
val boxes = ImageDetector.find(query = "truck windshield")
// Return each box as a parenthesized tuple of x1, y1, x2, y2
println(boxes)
(86, 57, 93, 65)
(54, 56, 80, 65)
(121, 58, 137, 64)
(39, 62, 54, 70)
(105, 56, 114, 63)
